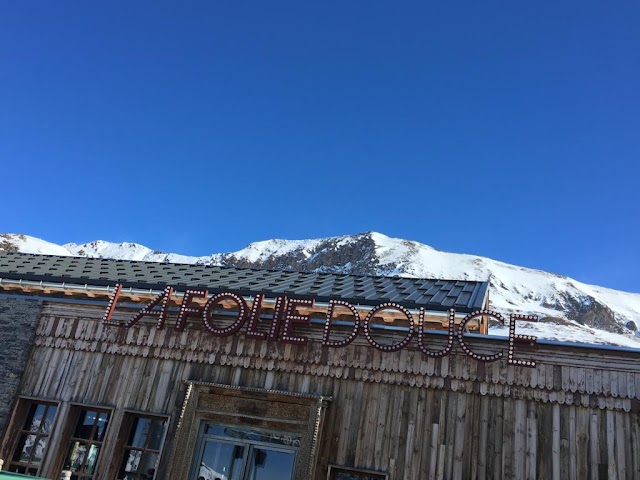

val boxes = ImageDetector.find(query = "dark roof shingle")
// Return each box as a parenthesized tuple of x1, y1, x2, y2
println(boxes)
(0, 252, 489, 312)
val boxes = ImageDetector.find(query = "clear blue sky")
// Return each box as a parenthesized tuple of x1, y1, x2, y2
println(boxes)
(1, 1, 638, 292)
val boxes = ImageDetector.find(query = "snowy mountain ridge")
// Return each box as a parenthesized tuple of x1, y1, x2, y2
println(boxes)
(2, 232, 640, 348)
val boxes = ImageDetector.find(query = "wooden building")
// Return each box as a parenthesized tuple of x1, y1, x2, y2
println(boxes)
(0, 252, 639, 480)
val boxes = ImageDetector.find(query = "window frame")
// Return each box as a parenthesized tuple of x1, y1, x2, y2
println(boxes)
(63, 406, 113, 480)
(5, 398, 60, 476)
(115, 411, 169, 480)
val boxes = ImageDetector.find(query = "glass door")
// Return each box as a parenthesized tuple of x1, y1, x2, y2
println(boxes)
(190, 424, 299, 480)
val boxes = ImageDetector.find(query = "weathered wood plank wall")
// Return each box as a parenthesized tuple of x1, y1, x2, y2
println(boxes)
(5, 301, 640, 480)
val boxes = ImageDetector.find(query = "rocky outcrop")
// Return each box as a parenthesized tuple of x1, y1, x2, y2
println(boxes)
(219, 233, 381, 275)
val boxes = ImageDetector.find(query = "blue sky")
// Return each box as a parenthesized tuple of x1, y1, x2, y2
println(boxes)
(1, 1, 638, 292)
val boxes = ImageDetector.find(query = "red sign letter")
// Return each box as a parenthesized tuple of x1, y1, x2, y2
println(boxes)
(104, 285, 174, 329)
(202, 292, 248, 337)
(456, 310, 504, 362)
(281, 298, 314, 345)
(245, 294, 267, 339)
(175, 289, 208, 332)
(322, 300, 361, 347)
(508, 314, 538, 367)
(268, 296, 288, 340)
(363, 302, 415, 352)
(417, 308, 455, 358)
(102, 284, 123, 326)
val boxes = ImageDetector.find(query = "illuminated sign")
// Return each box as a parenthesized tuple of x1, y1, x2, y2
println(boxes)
(102, 284, 539, 367)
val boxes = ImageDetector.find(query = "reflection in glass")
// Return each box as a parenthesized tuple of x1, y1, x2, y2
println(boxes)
(129, 418, 150, 448)
(122, 449, 142, 473)
(86, 444, 100, 474)
(138, 452, 159, 475)
(203, 425, 301, 449)
(147, 419, 166, 451)
(95, 412, 109, 441)
(9, 402, 58, 474)
(121, 450, 160, 477)
(25, 404, 46, 432)
(31, 436, 47, 462)
(245, 448, 295, 480)
(76, 411, 95, 438)
(43, 406, 57, 434)
(67, 441, 88, 471)
(198, 441, 245, 480)
(12, 434, 36, 462)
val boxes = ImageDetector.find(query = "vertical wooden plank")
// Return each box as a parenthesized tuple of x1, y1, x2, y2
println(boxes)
(631, 410, 640, 480)
(435, 390, 448, 480)
(353, 380, 369, 465)
(387, 384, 405, 476)
(484, 396, 495, 479)
(607, 409, 618, 480)
(525, 401, 537, 480)
(622, 412, 632, 480)
(560, 404, 570, 480)
(452, 393, 466, 480)
(468, 393, 482, 480)
(576, 407, 590, 480)
(477, 395, 490, 480)
(615, 411, 626, 480)
(502, 399, 515, 479)
(395, 385, 411, 477)
(552, 403, 561, 480)
(373, 382, 390, 471)
(493, 398, 504, 480)
(569, 406, 577, 480)
(346, 380, 364, 465)
(336, 380, 355, 466)
(420, 389, 435, 480)
(590, 413, 599, 480)
(429, 423, 440, 480)
(444, 392, 456, 480)
(513, 399, 526, 480)
(319, 379, 341, 471)
(408, 386, 426, 480)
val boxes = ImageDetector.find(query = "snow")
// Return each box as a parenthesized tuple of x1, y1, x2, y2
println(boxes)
(489, 318, 640, 349)
(228, 238, 324, 263)
(1, 234, 72, 256)
(3, 231, 640, 348)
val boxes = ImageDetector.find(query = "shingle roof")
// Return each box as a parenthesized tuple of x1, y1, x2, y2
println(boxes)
(0, 252, 489, 312)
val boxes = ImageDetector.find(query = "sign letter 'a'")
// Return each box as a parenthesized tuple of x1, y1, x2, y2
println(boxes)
(102, 284, 174, 329)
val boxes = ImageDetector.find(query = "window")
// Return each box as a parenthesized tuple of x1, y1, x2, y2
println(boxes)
(64, 408, 111, 480)
(327, 466, 387, 480)
(8, 401, 58, 475)
(190, 423, 300, 480)
(117, 415, 168, 480)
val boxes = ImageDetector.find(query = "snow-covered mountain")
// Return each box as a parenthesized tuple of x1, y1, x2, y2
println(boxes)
(2, 232, 640, 348)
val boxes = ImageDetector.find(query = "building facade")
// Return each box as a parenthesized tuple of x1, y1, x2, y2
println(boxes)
(0, 253, 639, 480)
